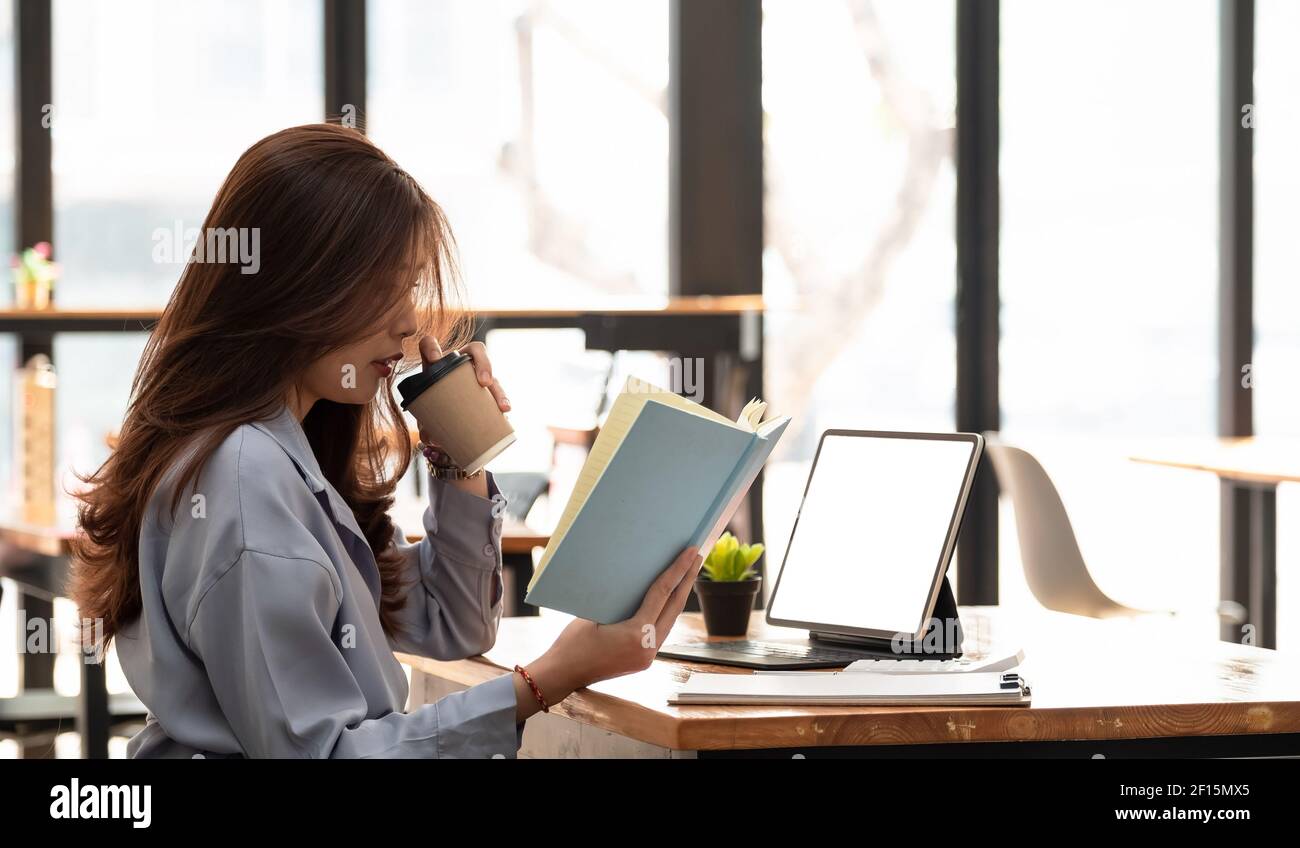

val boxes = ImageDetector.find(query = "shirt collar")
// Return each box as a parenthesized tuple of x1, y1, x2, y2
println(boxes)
(249, 405, 327, 493)
(249, 404, 384, 604)
(249, 403, 376, 543)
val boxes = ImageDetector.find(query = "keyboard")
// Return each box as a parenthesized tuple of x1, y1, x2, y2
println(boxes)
(669, 639, 872, 662)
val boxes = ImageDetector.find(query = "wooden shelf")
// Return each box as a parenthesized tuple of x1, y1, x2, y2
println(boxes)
(0, 295, 766, 333)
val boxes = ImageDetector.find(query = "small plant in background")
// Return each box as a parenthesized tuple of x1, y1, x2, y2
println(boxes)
(11, 242, 60, 310)
(701, 532, 764, 582)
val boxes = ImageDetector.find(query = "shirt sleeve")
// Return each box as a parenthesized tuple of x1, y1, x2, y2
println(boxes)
(187, 547, 525, 758)
(386, 471, 509, 661)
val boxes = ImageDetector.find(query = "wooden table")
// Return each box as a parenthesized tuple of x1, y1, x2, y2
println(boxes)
(1130, 437, 1300, 487)
(400, 607, 1300, 757)
(1131, 437, 1300, 649)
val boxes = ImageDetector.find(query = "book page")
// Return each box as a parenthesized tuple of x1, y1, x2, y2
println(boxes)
(738, 397, 767, 431)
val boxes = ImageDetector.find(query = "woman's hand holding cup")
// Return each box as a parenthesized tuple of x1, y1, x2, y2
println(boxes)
(413, 336, 512, 497)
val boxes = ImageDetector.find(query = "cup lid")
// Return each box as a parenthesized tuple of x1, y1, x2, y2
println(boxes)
(397, 351, 471, 410)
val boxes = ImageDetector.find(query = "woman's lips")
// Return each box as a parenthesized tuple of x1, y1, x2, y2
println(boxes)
(370, 353, 402, 378)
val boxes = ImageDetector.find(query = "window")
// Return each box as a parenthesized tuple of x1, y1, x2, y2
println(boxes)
(1254, 0, 1300, 649)
(368, 0, 672, 537)
(761, 0, 957, 574)
(48, 0, 322, 481)
(51, 0, 322, 308)
(367, 0, 669, 304)
(1255, 0, 1300, 437)
(999, 0, 1219, 612)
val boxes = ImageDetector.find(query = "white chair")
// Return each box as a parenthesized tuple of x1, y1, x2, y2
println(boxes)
(983, 435, 1152, 619)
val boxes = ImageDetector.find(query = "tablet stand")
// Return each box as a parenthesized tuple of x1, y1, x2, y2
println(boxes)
(806, 574, 964, 660)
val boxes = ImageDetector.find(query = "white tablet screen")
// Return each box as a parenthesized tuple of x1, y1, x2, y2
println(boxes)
(767, 433, 977, 637)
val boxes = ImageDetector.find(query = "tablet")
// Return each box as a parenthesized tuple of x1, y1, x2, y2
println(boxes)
(765, 430, 983, 642)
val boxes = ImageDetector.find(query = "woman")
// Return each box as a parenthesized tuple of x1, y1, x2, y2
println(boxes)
(70, 123, 702, 758)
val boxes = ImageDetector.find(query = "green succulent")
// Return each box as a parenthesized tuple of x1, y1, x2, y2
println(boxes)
(701, 532, 764, 582)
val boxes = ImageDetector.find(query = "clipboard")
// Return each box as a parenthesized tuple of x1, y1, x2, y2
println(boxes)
(669, 669, 1033, 707)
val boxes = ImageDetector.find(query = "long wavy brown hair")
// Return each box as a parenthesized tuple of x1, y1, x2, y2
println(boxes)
(70, 123, 471, 651)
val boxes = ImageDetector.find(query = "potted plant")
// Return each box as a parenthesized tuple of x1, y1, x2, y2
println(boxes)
(694, 532, 764, 636)
(10, 242, 60, 310)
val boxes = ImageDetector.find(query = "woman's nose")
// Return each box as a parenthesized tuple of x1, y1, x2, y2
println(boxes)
(394, 299, 418, 340)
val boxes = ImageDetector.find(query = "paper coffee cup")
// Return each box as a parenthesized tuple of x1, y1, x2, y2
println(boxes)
(398, 352, 516, 475)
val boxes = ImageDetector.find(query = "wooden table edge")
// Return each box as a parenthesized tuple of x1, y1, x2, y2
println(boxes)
(396, 652, 1300, 752)
(1129, 450, 1300, 486)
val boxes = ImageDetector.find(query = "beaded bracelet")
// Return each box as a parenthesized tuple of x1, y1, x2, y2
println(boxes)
(514, 664, 549, 713)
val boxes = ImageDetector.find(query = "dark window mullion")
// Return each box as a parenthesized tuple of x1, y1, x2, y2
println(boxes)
(15, 0, 53, 360)
(1218, 0, 1257, 644)
(669, 1, 764, 607)
(955, 0, 1000, 605)
(325, 0, 366, 131)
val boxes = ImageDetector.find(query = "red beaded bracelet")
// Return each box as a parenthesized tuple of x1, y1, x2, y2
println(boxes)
(514, 664, 550, 713)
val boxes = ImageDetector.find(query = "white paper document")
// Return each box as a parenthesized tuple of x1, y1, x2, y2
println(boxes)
(669, 670, 1032, 707)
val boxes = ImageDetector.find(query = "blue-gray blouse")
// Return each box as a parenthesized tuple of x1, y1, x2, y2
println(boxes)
(115, 405, 525, 758)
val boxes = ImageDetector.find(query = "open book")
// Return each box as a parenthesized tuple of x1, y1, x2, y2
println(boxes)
(525, 376, 790, 623)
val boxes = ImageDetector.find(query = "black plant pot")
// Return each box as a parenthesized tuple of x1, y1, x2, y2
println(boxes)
(694, 576, 762, 636)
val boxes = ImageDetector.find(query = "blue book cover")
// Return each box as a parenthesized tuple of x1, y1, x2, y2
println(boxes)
(525, 383, 789, 623)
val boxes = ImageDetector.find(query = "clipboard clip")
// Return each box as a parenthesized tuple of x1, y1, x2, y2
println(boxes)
(1000, 672, 1031, 697)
